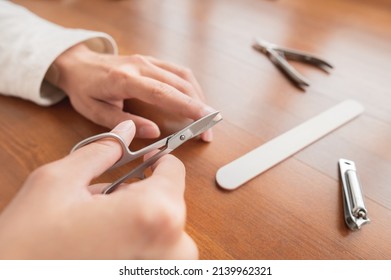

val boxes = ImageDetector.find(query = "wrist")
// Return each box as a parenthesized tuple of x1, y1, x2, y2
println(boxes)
(45, 43, 95, 92)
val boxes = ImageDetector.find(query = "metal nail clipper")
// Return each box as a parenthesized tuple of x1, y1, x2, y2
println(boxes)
(339, 159, 370, 230)
(253, 38, 333, 89)
(71, 112, 222, 194)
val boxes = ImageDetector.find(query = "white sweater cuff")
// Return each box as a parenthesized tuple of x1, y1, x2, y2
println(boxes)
(0, 1, 118, 106)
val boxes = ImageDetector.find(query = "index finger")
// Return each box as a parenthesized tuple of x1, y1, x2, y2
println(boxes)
(135, 76, 209, 119)
(145, 56, 206, 101)
(119, 154, 186, 199)
(121, 76, 215, 141)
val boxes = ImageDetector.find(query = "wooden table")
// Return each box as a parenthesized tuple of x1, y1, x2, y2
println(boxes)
(2, 0, 391, 259)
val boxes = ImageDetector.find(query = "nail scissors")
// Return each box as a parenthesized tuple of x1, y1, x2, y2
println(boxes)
(253, 38, 333, 89)
(71, 111, 223, 194)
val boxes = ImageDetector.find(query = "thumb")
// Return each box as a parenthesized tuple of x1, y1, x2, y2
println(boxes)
(64, 120, 136, 183)
(86, 101, 160, 139)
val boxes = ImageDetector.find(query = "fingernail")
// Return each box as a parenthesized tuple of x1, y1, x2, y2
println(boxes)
(114, 120, 135, 132)
(138, 124, 160, 138)
(202, 129, 213, 142)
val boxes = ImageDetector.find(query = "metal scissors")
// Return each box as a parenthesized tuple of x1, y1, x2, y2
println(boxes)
(253, 38, 333, 89)
(71, 111, 222, 194)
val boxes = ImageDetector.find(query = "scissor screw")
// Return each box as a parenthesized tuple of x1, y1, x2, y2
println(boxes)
(180, 135, 186, 141)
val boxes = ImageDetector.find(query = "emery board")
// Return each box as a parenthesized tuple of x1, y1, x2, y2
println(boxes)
(216, 99, 364, 190)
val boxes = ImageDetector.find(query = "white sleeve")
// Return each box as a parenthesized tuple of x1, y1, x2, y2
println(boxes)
(0, 1, 118, 106)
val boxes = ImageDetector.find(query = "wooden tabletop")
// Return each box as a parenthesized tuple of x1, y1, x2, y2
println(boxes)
(2, 0, 391, 259)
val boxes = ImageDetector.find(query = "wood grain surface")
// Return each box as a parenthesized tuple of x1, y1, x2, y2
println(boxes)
(2, 0, 391, 259)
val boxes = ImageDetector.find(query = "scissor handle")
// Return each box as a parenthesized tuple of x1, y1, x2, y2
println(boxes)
(71, 132, 136, 169)
(71, 132, 169, 170)
(71, 111, 222, 195)
(102, 147, 172, 194)
(71, 132, 125, 153)
(71, 131, 173, 194)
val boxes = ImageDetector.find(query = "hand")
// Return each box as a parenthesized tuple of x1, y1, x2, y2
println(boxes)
(50, 43, 214, 141)
(0, 121, 198, 259)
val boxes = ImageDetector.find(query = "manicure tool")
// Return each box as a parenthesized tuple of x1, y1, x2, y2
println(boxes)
(339, 159, 370, 230)
(216, 100, 364, 190)
(253, 38, 333, 89)
(72, 111, 222, 194)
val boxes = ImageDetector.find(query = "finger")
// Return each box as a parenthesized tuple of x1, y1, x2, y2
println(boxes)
(64, 120, 136, 184)
(110, 64, 216, 142)
(72, 97, 160, 138)
(87, 183, 110, 195)
(145, 56, 206, 101)
(90, 152, 186, 196)
(160, 232, 199, 260)
(115, 154, 186, 199)
(138, 58, 214, 142)
(119, 75, 212, 122)
(90, 102, 160, 139)
(139, 62, 200, 100)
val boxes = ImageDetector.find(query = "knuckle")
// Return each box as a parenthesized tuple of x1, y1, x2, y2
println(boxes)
(28, 162, 63, 185)
(178, 80, 194, 95)
(166, 154, 185, 174)
(107, 67, 128, 84)
(106, 69, 130, 96)
(130, 54, 149, 65)
(138, 194, 185, 244)
(150, 82, 174, 100)
(178, 67, 194, 80)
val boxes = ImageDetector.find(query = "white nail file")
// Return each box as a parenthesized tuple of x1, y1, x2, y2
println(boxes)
(216, 99, 364, 190)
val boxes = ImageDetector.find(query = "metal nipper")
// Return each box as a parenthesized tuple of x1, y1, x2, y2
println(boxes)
(253, 38, 333, 89)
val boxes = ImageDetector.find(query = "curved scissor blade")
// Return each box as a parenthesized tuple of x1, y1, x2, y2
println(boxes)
(188, 111, 223, 138)
(166, 111, 223, 150)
